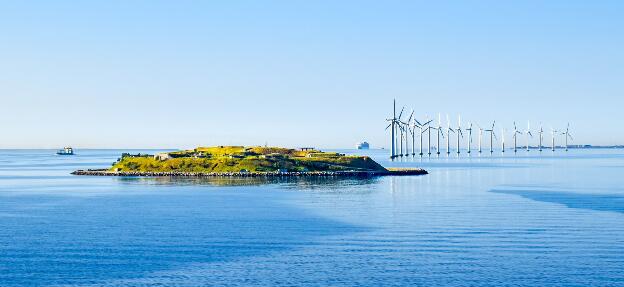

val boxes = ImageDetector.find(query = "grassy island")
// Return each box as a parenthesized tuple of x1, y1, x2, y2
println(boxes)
(111, 146, 386, 173)
(71, 146, 427, 177)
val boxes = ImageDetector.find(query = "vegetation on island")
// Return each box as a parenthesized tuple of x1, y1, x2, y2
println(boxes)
(110, 146, 388, 173)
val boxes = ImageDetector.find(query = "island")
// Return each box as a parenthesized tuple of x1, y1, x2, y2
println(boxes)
(72, 146, 427, 177)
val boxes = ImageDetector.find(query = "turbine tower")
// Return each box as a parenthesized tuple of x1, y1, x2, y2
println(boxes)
(512, 122, 523, 153)
(385, 100, 396, 158)
(416, 118, 432, 156)
(385, 101, 403, 159)
(425, 115, 434, 156)
(404, 110, 414, 156)
(456, 116, 464, 155)
(465, 122, 473, 154)
(551, 127, 558, 152)
(409, 115, 416, 156)
(435, 114, 443, 155)
(538, 124, 544, 152)
(477, 124, 484, 153)
(428, 119, 433, 156)
(446, 114, 454, 155)
(397, 107, 406, 156)
(524, 121, 533, 152)
(398, 123, 405, 157)
(562, 123, 573, 151)
(501, 127, 506, 153)
(484, 121, 496, 153)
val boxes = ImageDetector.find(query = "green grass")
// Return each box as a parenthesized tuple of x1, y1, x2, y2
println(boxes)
(110, 146, 387, 173)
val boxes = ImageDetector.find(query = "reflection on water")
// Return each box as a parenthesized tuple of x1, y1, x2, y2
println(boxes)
(115, 176, 380, 190)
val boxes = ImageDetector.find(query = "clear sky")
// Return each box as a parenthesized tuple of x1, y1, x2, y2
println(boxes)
(0, 1, 622, 149)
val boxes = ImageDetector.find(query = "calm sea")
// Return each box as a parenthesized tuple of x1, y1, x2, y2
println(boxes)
(1, 149, 623, 286)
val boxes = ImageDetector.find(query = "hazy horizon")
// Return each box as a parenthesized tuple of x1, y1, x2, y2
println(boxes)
(1, 1, 622, 149)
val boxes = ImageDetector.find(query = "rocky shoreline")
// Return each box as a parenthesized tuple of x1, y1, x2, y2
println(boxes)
(71, 169, 428, 177)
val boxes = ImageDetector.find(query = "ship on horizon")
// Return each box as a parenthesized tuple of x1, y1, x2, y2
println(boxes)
(356, 141, 370, 150)
(56, 147, 74, 155)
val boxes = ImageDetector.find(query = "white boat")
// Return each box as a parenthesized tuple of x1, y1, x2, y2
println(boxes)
(57, 147, 74, 155)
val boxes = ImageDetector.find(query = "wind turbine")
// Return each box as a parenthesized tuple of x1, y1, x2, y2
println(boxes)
(501, 127, 506, 153)
(512, 122, 523, 153)
(435, 113, 443, 155)
(409, 115, 416, 156)
(403, 110, 416, 156)
(427, 117, 433, 156)
(415, 118, 431, 156)
(477, 124, 484, 153)
(465, 122, 473, 154)
(456, 116, 464, 155)
(538, 123, 544, 152)
(446, 114, 454, 155)
(397, 107, 406, 156)
(562, 123, 573, 151)
(484, 121, 496, 153)
(398, 123, 405, 157)
(385, 100, 402, 158)
(524, 121, 533, 152)
(551, 127, 558, 152)
(416, 120, 433, 156)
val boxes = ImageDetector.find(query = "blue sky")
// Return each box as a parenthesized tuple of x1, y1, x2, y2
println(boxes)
(0, 1, 622, 148)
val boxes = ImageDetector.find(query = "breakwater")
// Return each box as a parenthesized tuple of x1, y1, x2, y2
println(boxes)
(71, 169, 427, 177)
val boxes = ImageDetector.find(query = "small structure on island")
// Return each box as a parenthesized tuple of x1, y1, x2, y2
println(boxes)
(356, 142, 370, 150)
(154, 153, 172, 161)
(260, 153, 285, 159)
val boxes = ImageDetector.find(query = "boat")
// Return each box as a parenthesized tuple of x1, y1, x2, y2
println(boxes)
(356, 141, 370, 150)
(57, 147, 74, 155)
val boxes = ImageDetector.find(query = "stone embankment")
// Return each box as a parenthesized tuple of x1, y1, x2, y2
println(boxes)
(71, 169, 428, 177)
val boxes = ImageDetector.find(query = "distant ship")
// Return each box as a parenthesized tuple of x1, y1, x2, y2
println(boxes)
(56, 147, 74, 155)
(356, 141, 370, 150)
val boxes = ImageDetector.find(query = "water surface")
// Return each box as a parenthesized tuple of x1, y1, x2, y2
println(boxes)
(1, 149, 623, 286)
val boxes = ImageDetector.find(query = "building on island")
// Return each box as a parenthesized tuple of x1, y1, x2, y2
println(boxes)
(154, 153, 172, 161)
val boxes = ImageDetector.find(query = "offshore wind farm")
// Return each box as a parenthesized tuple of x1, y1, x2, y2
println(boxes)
(386, 100, 575, 159)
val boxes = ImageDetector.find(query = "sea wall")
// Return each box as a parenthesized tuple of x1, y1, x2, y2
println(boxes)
(71, 169, 427, 177)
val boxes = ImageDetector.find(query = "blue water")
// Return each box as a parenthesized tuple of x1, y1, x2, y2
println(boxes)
(1, 149, 624, 286)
